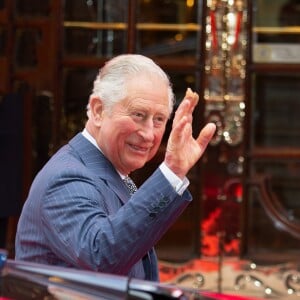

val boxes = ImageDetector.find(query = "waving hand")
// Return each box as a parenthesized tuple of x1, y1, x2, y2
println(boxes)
(164, 88, 216, 179)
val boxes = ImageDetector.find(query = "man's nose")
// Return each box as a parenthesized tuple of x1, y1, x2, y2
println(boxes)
(138, 119, 155, 141)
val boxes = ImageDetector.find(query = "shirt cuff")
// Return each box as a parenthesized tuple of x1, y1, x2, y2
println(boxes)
(159, 162, 190, 195)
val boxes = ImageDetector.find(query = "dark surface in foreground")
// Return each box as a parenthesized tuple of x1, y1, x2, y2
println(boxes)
(0, 249, 261, 300)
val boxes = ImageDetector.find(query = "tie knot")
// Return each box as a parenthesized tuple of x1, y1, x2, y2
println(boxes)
(123, 176, 137, 195)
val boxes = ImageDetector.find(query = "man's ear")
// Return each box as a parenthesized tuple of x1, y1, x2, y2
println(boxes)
(89, 96, 104, 126)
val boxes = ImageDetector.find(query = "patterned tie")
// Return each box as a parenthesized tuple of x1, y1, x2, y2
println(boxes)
(123, 176, 138, 195)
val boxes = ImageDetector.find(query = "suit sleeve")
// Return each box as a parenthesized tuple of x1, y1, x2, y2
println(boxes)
(41, 166, 192, 274)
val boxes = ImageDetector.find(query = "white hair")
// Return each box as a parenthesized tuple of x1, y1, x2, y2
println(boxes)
(87, 54, 175, 116)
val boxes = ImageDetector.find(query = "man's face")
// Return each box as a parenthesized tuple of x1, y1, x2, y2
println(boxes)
(96, 75, 171, 175)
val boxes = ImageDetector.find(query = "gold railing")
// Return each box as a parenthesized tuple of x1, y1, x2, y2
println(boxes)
(64, 22, 300, 36)
(63, 21, 200, 31)
(253, 26, 300, 34)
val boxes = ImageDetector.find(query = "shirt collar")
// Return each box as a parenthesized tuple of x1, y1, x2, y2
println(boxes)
(81, 128, 126, 179)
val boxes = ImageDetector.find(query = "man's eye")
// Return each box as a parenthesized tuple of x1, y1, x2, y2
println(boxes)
(154, 116, 167, 126)
(132, 112, 145, 119)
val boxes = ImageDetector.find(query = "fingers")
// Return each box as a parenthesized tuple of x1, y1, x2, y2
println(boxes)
(196, 123, 217, 153)
(173, 88, 199, 128)
(185, 87, 199, 113)
(172, 100, 189, 128)
(172, 88, 216, 151)
(168, 115, 187, 150)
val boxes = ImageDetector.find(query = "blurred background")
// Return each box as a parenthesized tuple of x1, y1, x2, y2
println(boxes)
(1, 0, 300, 298)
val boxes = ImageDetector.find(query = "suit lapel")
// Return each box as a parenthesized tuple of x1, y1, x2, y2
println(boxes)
(68, 133, 130, 204)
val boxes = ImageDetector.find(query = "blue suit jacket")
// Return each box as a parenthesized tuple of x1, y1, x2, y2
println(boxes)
(15, 133, 192, 281)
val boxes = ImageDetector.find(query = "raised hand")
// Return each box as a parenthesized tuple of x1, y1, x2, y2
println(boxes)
(164, 88, 216, 179)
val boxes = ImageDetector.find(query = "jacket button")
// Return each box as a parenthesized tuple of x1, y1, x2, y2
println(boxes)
(149, 212, 156, 219)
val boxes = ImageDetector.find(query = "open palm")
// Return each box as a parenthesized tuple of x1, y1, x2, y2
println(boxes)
(164, 88, 216, 179)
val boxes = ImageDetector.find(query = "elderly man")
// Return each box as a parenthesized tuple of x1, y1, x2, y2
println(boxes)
(15, 54, 216, 281)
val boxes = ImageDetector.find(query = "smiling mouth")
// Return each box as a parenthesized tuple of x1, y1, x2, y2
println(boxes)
(129, 143, 151, 153)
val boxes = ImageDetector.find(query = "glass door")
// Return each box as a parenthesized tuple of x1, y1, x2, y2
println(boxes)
(243, 0, 300, 262)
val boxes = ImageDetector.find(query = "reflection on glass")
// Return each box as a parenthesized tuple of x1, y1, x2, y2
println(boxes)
(15, 29, 41, 68)
(279, 0, 300, 26)
(137, 0, 199, 58)
(64, 28, 126, 56)
(255, 0, 300, 27)
(254, 0, 300, 43)
(64, 0, 98, 22)
(32, 92, 54, 175)
(247, 161, 300, 254)
(0, 28, 5, 56)
(64, 0, 127, 57)
(169, 72, 196, 105)
(64, 0, 127, 22)
(16, 0, 50, 16)
(63, 68, 98, 141)
(138, 30, 198, 57)
(252, 74, 300, 147)
(137, 0, 198, 23)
